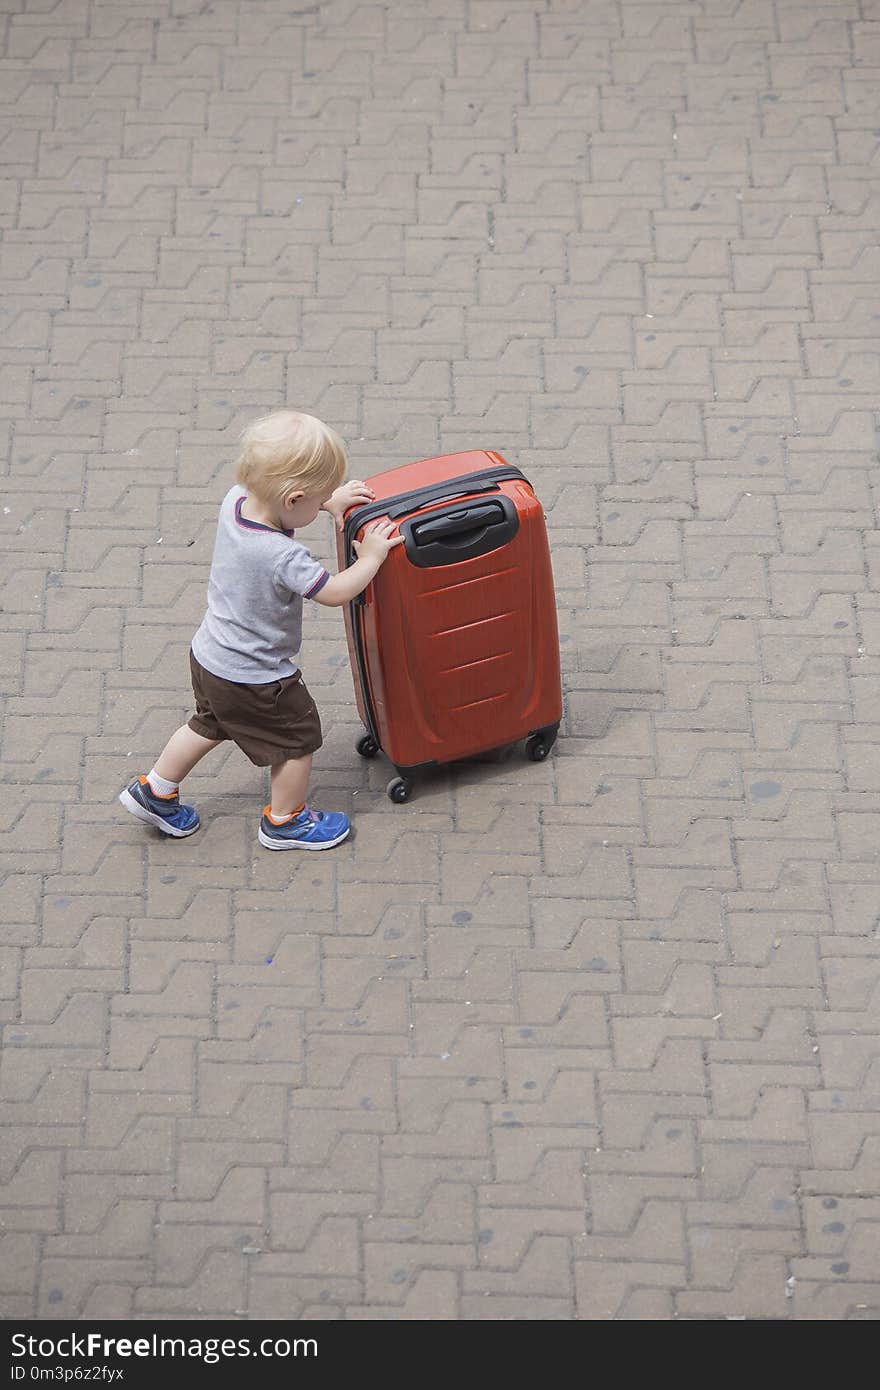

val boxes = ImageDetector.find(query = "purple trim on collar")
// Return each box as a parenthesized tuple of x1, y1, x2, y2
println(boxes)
(234, 495, 294, 538)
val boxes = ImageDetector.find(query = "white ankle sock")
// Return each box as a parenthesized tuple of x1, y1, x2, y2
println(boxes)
(148, 768, 179, 796)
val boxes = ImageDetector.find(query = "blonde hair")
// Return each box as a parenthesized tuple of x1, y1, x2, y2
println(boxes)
(235, 410, 347, 502)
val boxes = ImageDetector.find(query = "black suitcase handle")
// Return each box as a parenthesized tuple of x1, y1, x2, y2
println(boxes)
(403, 497, 519, 568)
(411, 502, 504, 543)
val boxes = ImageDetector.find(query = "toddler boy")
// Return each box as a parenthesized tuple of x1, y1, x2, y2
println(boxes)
(119, 410, 401, 849)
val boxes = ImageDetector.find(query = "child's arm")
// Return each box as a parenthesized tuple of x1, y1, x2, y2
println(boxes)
(312, 520, 403, 608)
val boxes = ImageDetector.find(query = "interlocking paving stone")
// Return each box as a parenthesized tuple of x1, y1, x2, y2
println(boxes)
(1, 0, 880, 1321)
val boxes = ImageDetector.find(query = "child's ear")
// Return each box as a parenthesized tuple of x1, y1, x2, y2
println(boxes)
(282, 489, 305, 510)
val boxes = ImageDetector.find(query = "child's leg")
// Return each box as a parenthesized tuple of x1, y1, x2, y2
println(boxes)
(154, 725, 222, 784)
(259, 753, 350, 851)
(269, 754, 312, 818)
(120, 724, 219, 838)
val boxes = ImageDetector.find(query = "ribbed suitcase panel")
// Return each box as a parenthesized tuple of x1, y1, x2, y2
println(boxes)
(339, 454, 562, 770)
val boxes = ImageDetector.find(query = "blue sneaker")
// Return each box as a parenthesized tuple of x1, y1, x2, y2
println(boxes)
(119, 775, 200, 838)
(258, 803, 350, 851)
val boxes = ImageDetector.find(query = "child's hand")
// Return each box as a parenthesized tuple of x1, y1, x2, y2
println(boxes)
(324, 480, 375, 532)
(353, 519, 404, 564)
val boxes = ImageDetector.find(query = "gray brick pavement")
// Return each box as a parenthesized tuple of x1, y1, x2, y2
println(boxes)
(1, 0, 879, 1321)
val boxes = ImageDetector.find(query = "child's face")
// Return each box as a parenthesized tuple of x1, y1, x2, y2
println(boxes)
(279, 485, 335, 530)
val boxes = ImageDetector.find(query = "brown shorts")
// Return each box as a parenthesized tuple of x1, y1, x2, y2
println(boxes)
(187, 650, 323, 766)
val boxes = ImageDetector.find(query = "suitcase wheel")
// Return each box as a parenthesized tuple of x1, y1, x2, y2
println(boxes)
(387, 776, 413, 804)
(356, 732, 380, 759)
(525, 726, 558, 762)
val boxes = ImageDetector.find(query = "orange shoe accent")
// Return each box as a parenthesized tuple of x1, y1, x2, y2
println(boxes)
(140, 775, 178, 800)
(265, 802, 306, 825)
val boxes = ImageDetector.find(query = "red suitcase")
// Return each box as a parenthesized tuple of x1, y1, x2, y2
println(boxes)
(338, 450, 562, 801)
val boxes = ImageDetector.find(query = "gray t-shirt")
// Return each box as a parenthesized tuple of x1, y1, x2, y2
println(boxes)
(191, 485, 330, 683)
